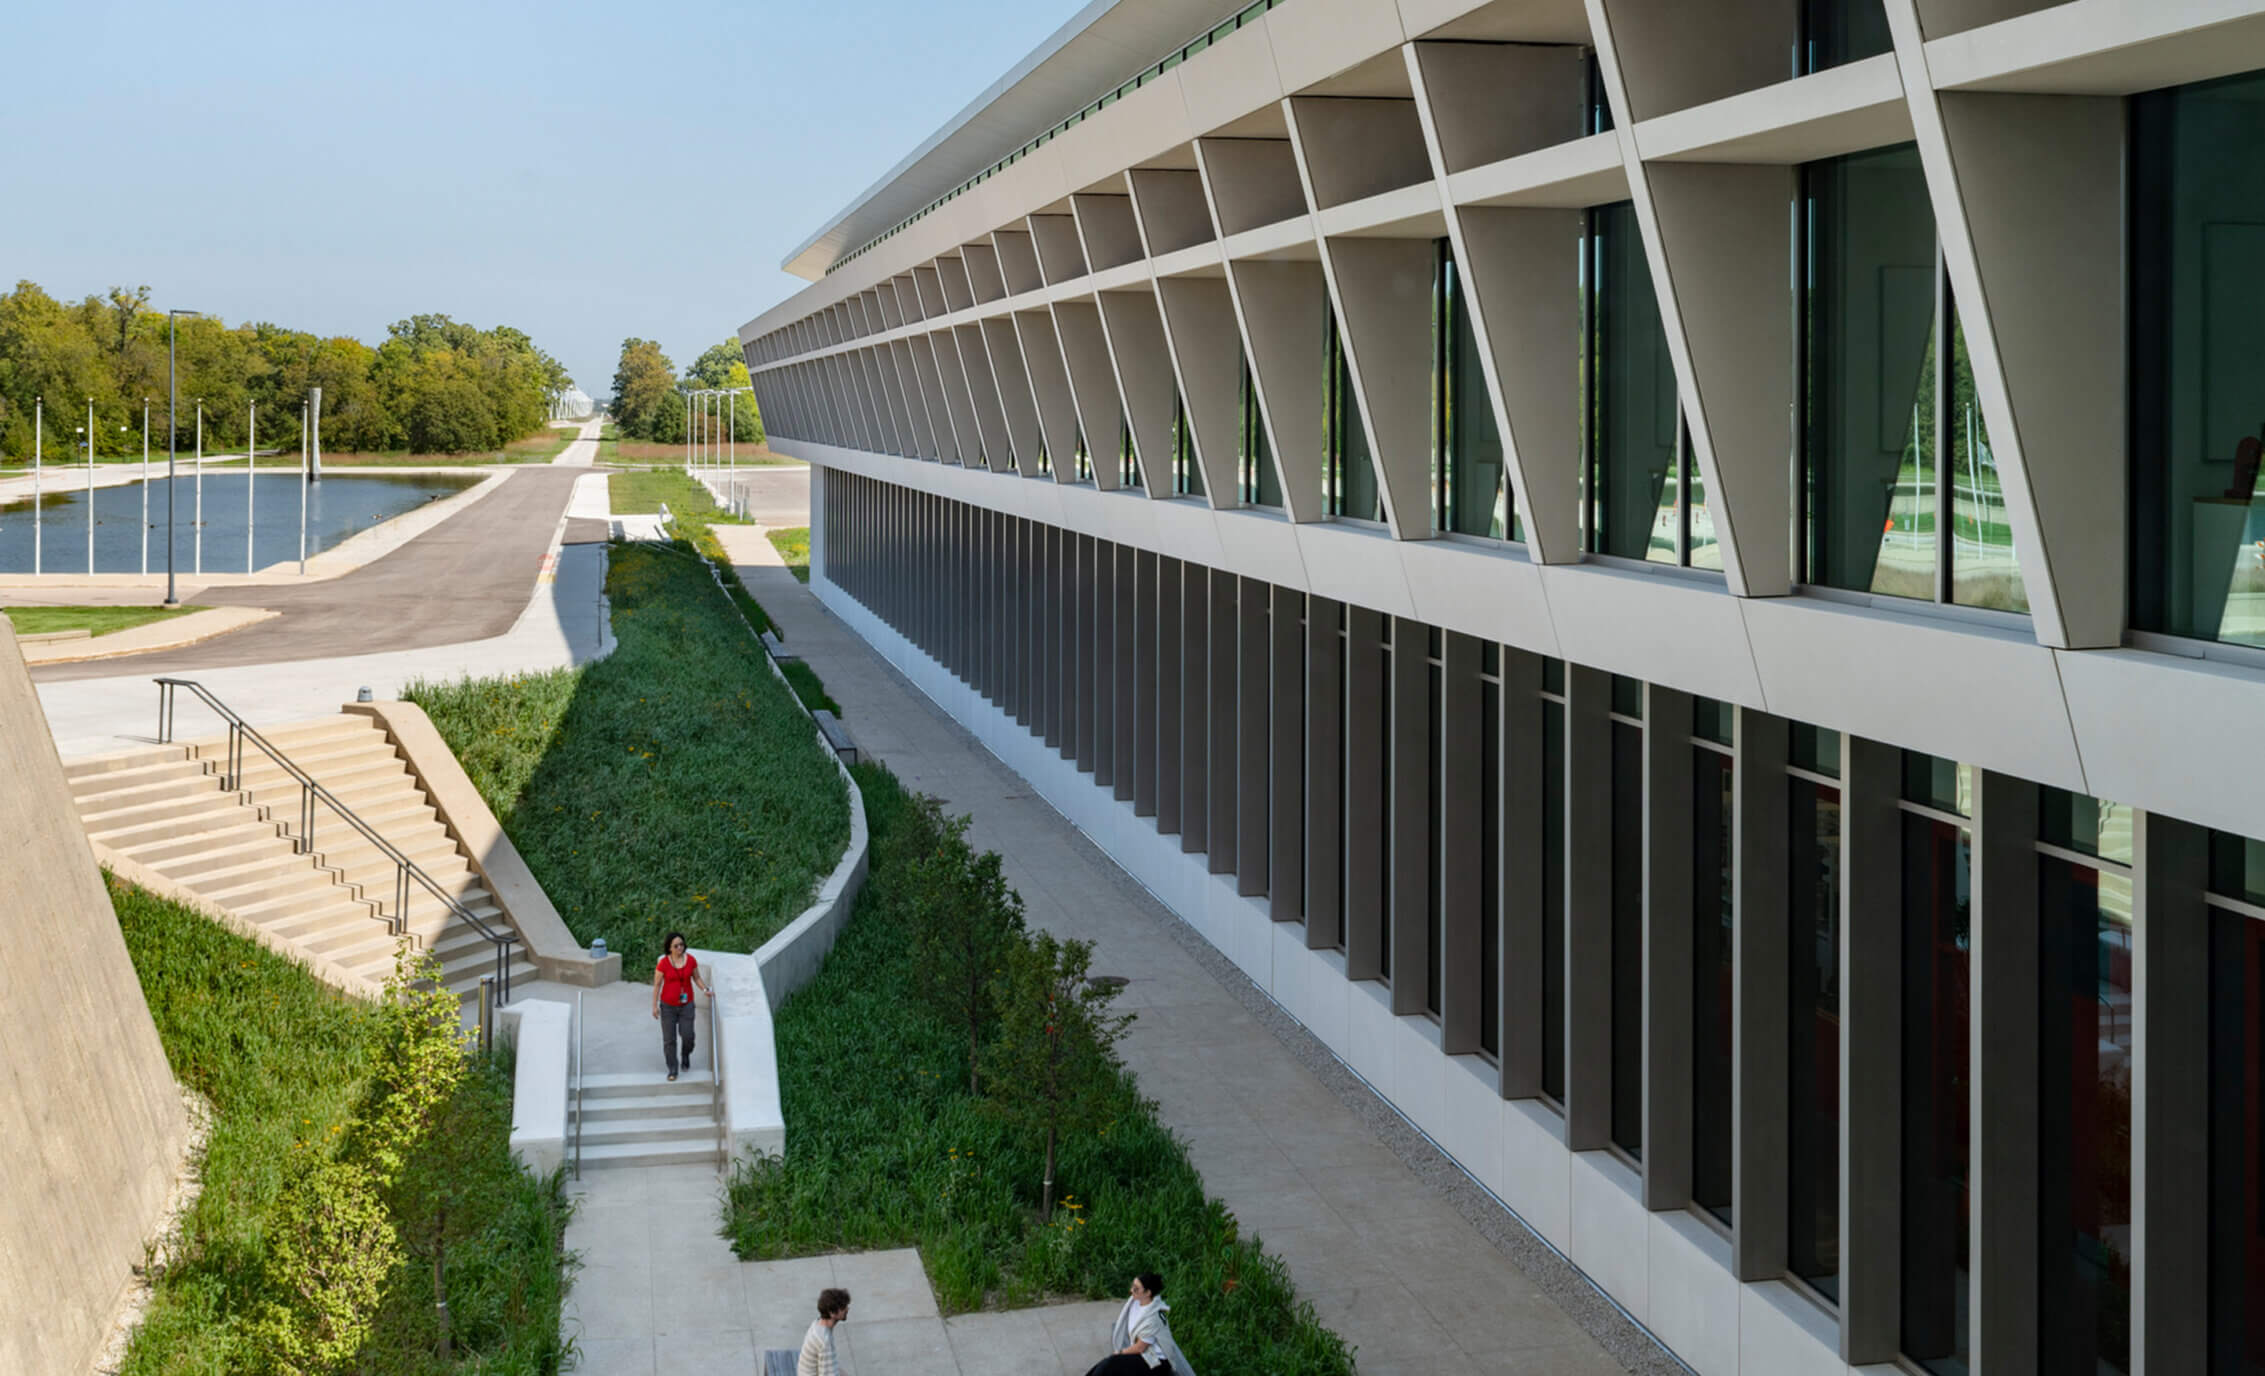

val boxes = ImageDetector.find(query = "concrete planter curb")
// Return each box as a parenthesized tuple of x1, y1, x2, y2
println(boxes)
(501, 999, 570, 1177)
(342, 699, 620, 989)
(691, 535, 871, 1171)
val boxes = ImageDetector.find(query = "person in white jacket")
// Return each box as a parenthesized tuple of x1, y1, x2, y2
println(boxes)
(1083, 1272, 1193, 1376)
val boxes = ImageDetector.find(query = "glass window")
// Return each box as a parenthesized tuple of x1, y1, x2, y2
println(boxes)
(1792, 723, 1842, 778)
(2037, 830, 2133, 1374)
(1610, 674, 1644, 719)
(2130, 70, 2265, 650)
(1901, 752, 1972, 816)
(1428, 653, 1444, 1017)
(1583, 50, 1614, 135)
(1239, 352, 1279, 507)
(1583, 202, 1681, 561)
(1543, 694, 1567, 1105)
(1947, 310, 2027, 611)
(1900, 800, 1972, 1374)
(1120, 416, 1141, 490)
(1693, 745, 1735, 1222)
(1796, 0, 1893, 76)
(1324, 304, 1381, 520)
(2041, 790, 2136, 867)
(1789, 775, 1843, 1302)
(1802, 142, 1939, 600)
(2214, 831, 2265, 907)
(1074, 425, 1091, 483)
(1171, 388, 1203, 497)
(1611, 717, 1644, 1158)
(1693, 695, 1735, 747)
(1435, 239, 1512, 539)
(1378, 622, 1394, 984)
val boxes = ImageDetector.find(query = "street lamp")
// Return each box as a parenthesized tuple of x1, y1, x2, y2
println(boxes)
(166, 308, 202, 607)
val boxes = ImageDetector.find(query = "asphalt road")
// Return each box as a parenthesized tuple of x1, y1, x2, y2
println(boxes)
(31, 466, 586, 682)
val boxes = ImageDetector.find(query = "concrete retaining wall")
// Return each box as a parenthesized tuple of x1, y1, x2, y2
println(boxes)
(0, 619, 190, 1376)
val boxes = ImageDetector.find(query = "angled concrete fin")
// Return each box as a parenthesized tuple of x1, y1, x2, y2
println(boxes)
(1227, 257, 1329, 522)
(1096, 288, 1177, 494)
(1321, 235, 1435, 537)
(1154, 275, 1246, 506)
(1050, 298, 1129, 490)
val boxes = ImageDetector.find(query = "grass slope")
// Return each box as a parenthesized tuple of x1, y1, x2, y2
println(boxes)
(110, 877, 569, 1374)
(4, 604, 205, 637)
(766, 526, 810, 583)
(409, 541, 847, 953)
(724, 766, 1355, 1375)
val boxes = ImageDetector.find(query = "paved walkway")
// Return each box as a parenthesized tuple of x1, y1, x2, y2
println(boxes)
(33, 470, 616, 757)
(710, 524, 1640, 1376)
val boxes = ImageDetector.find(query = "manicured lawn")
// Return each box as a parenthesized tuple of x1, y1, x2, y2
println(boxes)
(408, 541, 848, 954)
(767, 526, 810, 583)
(597, 439, 791, 465)
(606, 468, 743, 523)
(4, 604, 205, 637)
(723, 765, 1355, 1375)
(109, 877, 570, 1375)
(243, 430, 576, 467)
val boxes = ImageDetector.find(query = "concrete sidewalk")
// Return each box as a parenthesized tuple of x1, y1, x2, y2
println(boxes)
(725, 560, 1657, 1376)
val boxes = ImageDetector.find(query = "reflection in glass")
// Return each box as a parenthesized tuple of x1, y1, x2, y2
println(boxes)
(1789, 777, 1843, 1302)
(1946, 313, 2027, 611)
(1902, 812, 1972, 1374)
(2209, 906, 2265, 1371)
(1239, 353, 1279, 507)
(1797, 0, 1894, 75)
(1171, 389, 1203, 496)
(1583, 202, 1679, 560)
(2038, 853, 2133, 1375)
(2215, 831, 2265, 908)
(1804, 143, 1938, 600)
(1693, 747, 1735, 1222)
(2131, 70, 2265, 649)
(1324, 307, 1379, 519)
(1436, 241, 1510, 539)
(1687, 430, 1722, 570)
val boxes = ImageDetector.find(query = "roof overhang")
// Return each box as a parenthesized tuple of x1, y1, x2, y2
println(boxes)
(780, 0, 1248, 281)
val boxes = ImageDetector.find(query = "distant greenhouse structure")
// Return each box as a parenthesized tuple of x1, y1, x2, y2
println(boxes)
(550, 386, 595, 421)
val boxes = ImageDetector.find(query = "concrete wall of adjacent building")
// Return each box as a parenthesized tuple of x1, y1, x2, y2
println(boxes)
(0, 618, 189, 1376)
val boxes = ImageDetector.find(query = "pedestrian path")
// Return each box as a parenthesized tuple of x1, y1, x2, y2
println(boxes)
(549, 978, 1124, 1375)
(551, 416, 602, 466)
(716, 534, 1650, 1376)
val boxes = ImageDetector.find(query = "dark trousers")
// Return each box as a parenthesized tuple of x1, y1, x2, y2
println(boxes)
(660, 1001, 697, 1074)
(1083, 1357, 1169, 1376)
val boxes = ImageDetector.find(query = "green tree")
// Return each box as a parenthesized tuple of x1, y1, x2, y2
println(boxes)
(981, 930, 1131, 1219)
(251, 1155, 400, 1376)
(899, 794, 1026, 1094)
(610, 336, 682, 441)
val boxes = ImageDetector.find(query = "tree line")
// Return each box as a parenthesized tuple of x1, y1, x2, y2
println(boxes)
(0, 281, 574, 462)
(608, 336, 764, 445)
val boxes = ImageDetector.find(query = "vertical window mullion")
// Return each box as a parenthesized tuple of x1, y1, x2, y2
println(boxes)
(1934, 249, 1953, 606)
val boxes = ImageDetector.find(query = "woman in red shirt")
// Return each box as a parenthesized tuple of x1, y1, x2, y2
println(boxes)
(650, 931, 713, 1081)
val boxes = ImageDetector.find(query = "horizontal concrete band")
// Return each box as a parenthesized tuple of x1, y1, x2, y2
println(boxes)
(789, 442, 2265, 848)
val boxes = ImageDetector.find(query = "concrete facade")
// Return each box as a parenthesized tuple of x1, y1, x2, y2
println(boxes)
(735, 4, 2265, 1374)
(0, 619, 189, 1376)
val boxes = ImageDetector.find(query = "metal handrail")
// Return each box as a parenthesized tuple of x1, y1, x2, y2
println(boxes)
(154, 677, 521, 1003)
(572, 989, 585, 1180)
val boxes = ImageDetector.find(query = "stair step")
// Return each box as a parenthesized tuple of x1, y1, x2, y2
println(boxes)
(574, 1114, 718, 1147)
(116, 819, 289, 866)
(577, 1093, 723, 1124)
(64, 744, 193, 780)
(71, 762, 221, 809)
(573, 1138, 722, 1172)
(581, 1070, 716, 1098)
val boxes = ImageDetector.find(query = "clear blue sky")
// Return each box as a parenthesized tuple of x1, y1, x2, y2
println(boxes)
(0, 0, 1079, 399)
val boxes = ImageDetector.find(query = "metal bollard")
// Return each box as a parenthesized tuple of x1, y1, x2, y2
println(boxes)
(478, 976, 495, 1054)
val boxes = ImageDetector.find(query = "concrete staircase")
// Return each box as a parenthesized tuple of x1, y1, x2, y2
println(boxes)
(69, 714, 534, 999)
(574, 1070, 726, 1171)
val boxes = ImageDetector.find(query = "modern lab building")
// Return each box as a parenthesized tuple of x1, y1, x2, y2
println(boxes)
(736, 1, 2265, 1371)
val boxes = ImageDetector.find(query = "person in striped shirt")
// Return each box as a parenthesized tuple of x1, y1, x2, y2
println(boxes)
(796, 1287, 851, 1376)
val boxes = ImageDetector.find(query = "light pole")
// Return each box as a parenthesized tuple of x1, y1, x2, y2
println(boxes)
(166, 308, 203, 607)
(682, 388, 692, 474)
(193, 399, 204, 575)
(83, 401, 93, 574)
(246, 399, 256, 573)
(141, 400, 150, 576)
(32, 397, 41, 576)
